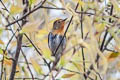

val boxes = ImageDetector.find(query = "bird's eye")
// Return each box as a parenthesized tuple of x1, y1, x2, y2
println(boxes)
(57, 21, 60, 23)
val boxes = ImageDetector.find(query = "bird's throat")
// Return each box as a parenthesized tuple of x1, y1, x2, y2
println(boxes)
(53, 24, 64, 35)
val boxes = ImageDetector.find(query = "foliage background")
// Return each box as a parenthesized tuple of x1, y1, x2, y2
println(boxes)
(0, 0, 120, 80)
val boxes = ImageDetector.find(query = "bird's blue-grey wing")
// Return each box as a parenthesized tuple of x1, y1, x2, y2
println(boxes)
(48, 32, 57, 54)
(55, 35, 66, 57)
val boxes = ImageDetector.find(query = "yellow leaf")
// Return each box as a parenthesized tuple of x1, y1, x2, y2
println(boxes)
(22, 21, 40, 33)
(42, 47, 52, 60)
(30, 58, 43, 74)
(62, 73, 75, 78)
(35, 40, 53, 60)
(4, 58, 20, 73)
(73, 0, 85, 6)
(65, 3, 77, 16)
(4, 58, 12, 66)
(46, 1, 58, 8)
(78, 0, 85, 6)
(95, 23, 105, 33)
(108, 52, 120, 60)
(72, 61, 82, 71)
(110, 0, 120, 13)
(0, 39, 4, 45)
(10, 5, 23, 14)
(3, 0, 9, 3)
(36, 29, 49, 39)
(59, 56, 66, 67)
(10, 41, 17, 50)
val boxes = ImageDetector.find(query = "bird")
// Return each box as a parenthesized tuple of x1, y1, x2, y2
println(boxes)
(48, 18, 67, 68)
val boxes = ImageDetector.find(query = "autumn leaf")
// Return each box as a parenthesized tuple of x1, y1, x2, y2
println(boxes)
(95, 23, 106, 33)
(30, 58, 43, 74)
(10, 5, 23, 14)
(58, 56, 66, 67)
(22, 21, 40, 33)
(46, 1, 58, 8)
(62, 73, 75, 78)
(36, 29, 49, 39)
(110, 0, 120, 13)
(0, 39, 4, 45)
(108, 52, 120, 59)
(4, 58, 12, 66)
(3, 0, 9, 3)
(65, 3, 77, 16)
(73, 0, 85, 6)
(72, 61, 82, 71)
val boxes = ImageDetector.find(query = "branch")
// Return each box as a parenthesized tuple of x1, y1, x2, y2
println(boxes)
(80, 6, 86, 76)
(15, 77, 41, 80)
(23, 33, 51, 71)
(5, 0, 46, 27)
(40, 6, 65, 10)
(21, 49, 34, 80)
(0, 1, 20, 78)
(0, 0, 21, 29)
(84, 5, 114, 80)
(9, 34, 23, 80)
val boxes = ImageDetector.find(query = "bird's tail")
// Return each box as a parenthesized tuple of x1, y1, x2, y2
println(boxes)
(52, 52, 61, 70)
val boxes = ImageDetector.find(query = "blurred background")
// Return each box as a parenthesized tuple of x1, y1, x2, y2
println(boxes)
(0, 0, 120, 80)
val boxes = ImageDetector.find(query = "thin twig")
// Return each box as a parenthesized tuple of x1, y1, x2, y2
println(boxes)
(104, 48, 118, 53)
(5, 0, 46, 27)
(21, 49, 34, 80)
(0, 0, 21, 29)
(0, 3, 19, 78)
(23, 33, 51, 71)
(76, 11, 95, 15)
(103, 36, 113, 51)
(62, 67, 82, 74)
(80, 6, 86, 75)
(40, 6, 65, 10)
(15, 77, 41, 80)
(4, 68, 6, 80)
(93, 68, 102, 80)
(84, 4, 114, 80)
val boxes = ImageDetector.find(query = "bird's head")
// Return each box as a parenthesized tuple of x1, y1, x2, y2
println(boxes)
(53, 18, 67, 30)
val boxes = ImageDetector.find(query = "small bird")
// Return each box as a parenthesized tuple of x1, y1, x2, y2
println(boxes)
(48, 18, 67, 67)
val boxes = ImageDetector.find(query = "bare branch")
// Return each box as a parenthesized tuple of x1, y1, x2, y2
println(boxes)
(21, 49, 34, 80)
(9, 34, 23, 80)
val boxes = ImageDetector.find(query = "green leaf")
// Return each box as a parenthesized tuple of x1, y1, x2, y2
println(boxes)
(0, 48, 3, 54)
(0, 28, 4, 35)
(29, 0, 36, 6)
(10, 5, 23, 14)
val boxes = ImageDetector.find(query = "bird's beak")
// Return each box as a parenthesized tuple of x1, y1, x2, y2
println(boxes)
(63, 18, 67, 21)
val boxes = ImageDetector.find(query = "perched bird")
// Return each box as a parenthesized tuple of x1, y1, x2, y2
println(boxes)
(48, 18, 67, 67)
